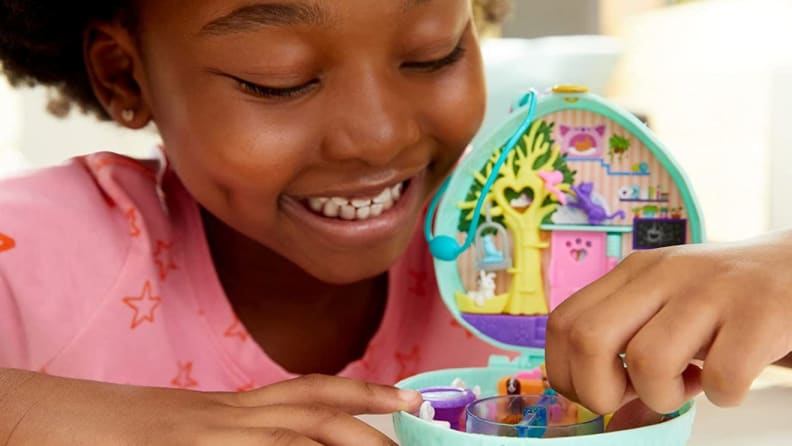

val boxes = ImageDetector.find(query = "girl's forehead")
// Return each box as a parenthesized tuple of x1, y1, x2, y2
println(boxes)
(135, 0, 470, 58)
(143, 0, 465, 34)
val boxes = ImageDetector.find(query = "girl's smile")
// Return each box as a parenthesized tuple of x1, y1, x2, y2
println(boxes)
(281, 168, 426, 248)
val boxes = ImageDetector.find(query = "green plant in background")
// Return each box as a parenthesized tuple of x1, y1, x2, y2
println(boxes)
(608, 134, 631, 162)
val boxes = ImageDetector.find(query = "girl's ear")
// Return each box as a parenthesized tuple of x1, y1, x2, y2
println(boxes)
(83, 22, 151, 128)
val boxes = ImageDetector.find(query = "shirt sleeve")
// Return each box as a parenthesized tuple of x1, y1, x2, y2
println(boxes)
(0, 159, 133, 370)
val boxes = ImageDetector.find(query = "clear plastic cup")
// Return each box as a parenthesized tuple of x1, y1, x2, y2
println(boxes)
(466, 394, 604, 438)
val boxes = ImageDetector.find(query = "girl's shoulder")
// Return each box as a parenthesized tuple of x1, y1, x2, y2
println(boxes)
(0, 151, 184, 370)
(0, 151, 164, 219)
(0, 151, 167, 262)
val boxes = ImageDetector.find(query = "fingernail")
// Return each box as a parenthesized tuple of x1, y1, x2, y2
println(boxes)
(398, 389, 422, 409)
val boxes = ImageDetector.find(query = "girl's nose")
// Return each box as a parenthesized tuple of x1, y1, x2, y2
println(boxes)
(320, 69, 422, 167)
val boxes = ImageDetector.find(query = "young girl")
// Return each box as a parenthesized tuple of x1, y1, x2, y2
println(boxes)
(0, 0, 790, 444)
(0, 0, 510, 443)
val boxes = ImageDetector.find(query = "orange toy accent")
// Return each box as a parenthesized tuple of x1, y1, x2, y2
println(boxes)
(498, 377, 546, 396)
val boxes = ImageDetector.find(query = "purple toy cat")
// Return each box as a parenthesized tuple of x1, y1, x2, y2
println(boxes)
(569, 182, 626, 225)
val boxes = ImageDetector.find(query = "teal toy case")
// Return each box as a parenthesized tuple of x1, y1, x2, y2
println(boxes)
(393, 86, 703, 445)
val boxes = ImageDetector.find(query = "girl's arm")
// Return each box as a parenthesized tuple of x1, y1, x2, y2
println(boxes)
(0, 368, 419, 445)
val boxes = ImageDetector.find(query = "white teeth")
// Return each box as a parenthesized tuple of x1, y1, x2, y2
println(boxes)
(309, 197, 328, 212)
(382, 195, 394, 210)
(340, 205, 356, 220)
(323, 201, 340, 217)
(306, 181, 406, 220)
(373, 188, 392, 204)
(356, 206, 371, 220)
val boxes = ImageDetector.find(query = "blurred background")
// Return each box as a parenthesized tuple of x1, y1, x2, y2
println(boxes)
(2, 0, 792, 243)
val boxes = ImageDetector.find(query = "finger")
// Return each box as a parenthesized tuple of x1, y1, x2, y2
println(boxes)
(702, 316, 777, 407)
(546, 251, 658, 402)
(239, 374, 422, 414)
(551, 255, 673, 413)
(206, 428, 323, 446)
(623, 290, 719, 413)
(681, 363, 703, 400)
(552, 250, 659, 320)
(606, 399, 663, 432)
(606, 368, 699, 433)
(235, 404, 396, 446)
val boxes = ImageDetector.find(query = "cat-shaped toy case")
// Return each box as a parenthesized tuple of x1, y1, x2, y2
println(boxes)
(393, 86, 704, 445)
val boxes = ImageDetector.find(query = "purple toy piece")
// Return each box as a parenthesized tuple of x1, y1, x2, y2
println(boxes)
(461, 314, 548, 348)
(569, 182, 626, 225)
(419, 387, 477, 431)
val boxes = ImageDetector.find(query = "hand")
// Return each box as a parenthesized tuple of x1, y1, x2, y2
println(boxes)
(545, 231, 792, 416)
(0, 369, 421, 445)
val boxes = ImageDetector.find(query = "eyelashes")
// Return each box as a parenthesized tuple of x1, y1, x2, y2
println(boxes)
(235, 43, 466, 100)
(401, 44, 466, 72)
(237, 78, 320, 99)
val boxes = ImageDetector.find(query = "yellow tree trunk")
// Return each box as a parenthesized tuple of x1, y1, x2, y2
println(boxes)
(503, 213, 548, 315)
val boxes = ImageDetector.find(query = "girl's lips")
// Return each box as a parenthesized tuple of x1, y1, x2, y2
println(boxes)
(279, 170, 427, 248)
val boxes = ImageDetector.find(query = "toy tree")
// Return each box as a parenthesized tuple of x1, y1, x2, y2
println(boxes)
(458, 120, 575, 315)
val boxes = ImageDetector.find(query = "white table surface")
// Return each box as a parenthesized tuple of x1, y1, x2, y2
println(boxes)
(360, 365, 792, 445)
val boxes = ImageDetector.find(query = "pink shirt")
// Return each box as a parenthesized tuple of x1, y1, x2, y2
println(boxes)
(0, 152, 505, 391)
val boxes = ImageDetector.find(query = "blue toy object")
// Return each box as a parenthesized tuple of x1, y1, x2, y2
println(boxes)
(481, 236, 505, 264)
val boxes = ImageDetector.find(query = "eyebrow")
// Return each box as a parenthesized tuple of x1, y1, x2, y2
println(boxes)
(199, 0, 433, 35)
(199, 2, 328, 36)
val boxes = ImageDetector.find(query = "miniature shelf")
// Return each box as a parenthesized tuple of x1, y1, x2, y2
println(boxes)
(619, 198, 669, 203)
(540, 224, 633, 233)
(564, 157, 650, 177)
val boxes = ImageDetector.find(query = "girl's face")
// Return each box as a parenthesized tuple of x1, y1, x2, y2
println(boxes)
(131, 0, 485, 283)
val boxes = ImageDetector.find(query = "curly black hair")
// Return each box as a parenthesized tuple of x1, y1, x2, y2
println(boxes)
(1, 0, 509, 120)
(0, 1, 134, 119)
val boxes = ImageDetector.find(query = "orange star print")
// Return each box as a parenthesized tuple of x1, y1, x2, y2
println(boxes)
(236, 381, 256, 392)
(224, 317, 249, 342)
(171, 361, 198, 388)
(450, 318, 475, 339)
(126, 208, 141, 237)
(395, 345, 421, 381)
(0, 233, 15, 253)
(154, 240, 178, 280)
(122, 281, 161, 329)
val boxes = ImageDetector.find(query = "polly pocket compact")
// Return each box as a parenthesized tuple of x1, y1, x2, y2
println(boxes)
(393, 86, 704, 445)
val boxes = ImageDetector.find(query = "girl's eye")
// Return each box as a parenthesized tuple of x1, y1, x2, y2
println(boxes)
(402, 44, 466, 72)
(237, 78, 320, 99)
